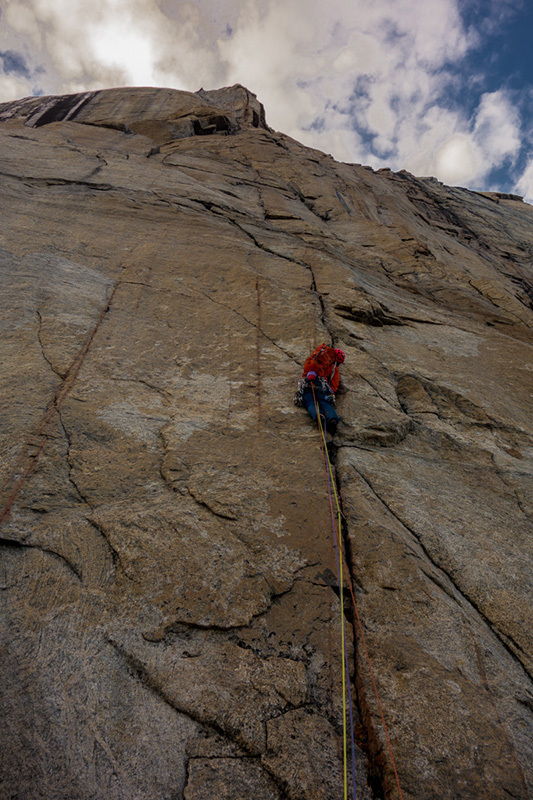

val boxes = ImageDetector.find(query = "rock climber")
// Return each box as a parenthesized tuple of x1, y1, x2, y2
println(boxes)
(295, 344, 345, 440)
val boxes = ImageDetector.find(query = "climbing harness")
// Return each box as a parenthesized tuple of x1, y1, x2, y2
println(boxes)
(294, 375, 335, 407)
(311, 384, 404, 800)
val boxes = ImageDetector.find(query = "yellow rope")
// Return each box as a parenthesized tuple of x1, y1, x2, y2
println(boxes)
(311, 383, 405, 800)
(316, 409, 349, 799)
(315, 400, 405, 800)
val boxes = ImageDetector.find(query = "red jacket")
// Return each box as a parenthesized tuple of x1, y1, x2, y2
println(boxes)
(303, 344, 340, 393)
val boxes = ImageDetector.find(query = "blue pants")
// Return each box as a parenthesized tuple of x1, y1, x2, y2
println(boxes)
(302, 388, 339, 428)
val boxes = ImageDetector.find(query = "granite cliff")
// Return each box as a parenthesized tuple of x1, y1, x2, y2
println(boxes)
(0, 84, 532, 800)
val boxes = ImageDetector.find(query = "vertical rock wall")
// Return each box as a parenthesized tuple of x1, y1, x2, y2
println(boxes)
(0, 87, 532, 799)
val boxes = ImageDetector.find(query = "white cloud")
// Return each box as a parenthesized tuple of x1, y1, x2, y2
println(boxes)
(4, 2, 42, 43)
(88, 18, 156, 86)
(515, 159, 533, 204)
(0, 72, 32, 102)
(472, 90, 521, 164)
(211, 0, 487, 182)
(0, 0, 528, 196)
(434, 135, 483, 184)
(395, 89, 522, 187)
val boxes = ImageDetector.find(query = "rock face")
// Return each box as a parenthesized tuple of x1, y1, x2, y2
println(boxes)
(0, 85, 532, 800)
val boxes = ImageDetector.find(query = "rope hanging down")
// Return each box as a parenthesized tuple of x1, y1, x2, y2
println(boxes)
(311, 385, 404, 800)
(313, 385, 356, 800)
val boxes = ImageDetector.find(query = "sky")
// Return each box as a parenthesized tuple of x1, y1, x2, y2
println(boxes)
(1, 0, 532, 201)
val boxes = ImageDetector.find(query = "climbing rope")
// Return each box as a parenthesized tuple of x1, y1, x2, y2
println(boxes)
(312, 385, 356, 799)
(311, 385, 404, 800)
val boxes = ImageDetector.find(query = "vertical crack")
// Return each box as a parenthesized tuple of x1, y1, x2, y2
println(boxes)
(256, 278, 262, 429)
(36, 309, 65, 378)
(352, 467, 533, 681)
(176, 276, 301, 365)
(307, 263, 329, 334)
(332, 463, 388, 800)
(306, 274, 389, 794)
(55, 408, 92, 507)
(226, 216, 335, 346)
(0, 281, 119, 530)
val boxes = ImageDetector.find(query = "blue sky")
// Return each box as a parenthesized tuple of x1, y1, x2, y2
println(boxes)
(450, 0, 533, 194)
(0, 0, 531, 201)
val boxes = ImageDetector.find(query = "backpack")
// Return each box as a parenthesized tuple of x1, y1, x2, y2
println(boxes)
(306, 344, 338, 386)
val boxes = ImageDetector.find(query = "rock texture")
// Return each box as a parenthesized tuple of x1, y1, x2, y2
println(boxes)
(0, 85, 532, 800)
